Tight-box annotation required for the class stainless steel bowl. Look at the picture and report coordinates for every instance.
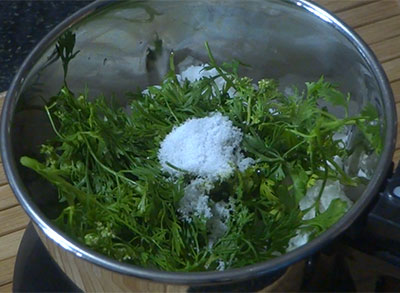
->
[1,0,396,291]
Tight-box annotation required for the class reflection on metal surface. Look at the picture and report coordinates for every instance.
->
[35,222,305,292]
[1,0,396,291]
[302,4,332,24]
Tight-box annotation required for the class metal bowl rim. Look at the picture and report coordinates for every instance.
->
[0,0,397,285]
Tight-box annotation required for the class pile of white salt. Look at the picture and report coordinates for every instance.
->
[155,64,353,264]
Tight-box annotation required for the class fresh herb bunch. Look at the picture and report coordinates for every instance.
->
[21,35,381,271]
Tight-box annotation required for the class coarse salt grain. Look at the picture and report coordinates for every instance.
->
[178,178,213,222]
[155,64,256,250]
[178,180,235,247]
[158,112,249,180]
[207,199,234,248]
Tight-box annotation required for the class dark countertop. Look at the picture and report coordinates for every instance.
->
[0,1,93,92]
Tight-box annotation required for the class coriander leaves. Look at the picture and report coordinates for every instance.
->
[20,39,382,271]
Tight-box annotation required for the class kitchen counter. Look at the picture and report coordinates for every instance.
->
[0,1,92,92]
[1,0,400,291]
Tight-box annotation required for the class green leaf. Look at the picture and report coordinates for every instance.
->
[307,77,345,106]
[18,43,379,272]
[302,199,348,234]
[357,103,383,153]
[275,184,296,210]
[288,163,308,203]
[360,103,379,120]
[259,179,278,202]
[20,156,88,206]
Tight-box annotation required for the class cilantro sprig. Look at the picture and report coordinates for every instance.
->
[20,35,381,271]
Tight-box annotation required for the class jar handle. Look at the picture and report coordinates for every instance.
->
[365,162,400,251]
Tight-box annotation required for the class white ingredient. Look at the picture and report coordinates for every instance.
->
[177,64,236,97]
[177,56,202,73]
[299,180,352,220]
[207,218,228,248]
[287,231,310,252]
[236,156,255,172]
[178,64,218,83]
[207,199,233,248]
[178,179,234,249]
[268,108,279,116]
[333,155,343,169]
[332,129,349,149]
[357,169,368,178]
[326,155,343,170]
[287,128,355,252]
[288,181,353,252]
[156,64,255,248]
[178,178,213,222]
[141,85,161,97]
[158,112,249,180]
[332,131,348,144]
[142,63,236,97]
[216,260,226,271]
[155,64,356,256]
[358,152,378,180]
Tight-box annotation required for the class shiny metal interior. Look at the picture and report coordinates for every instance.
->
[1,0,396,290]
[12,0,389,207]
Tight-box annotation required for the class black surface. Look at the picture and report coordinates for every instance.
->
[13,222,82,293]
[187,269,286,292]
[368,162,400,246]
[0,0,92,92]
